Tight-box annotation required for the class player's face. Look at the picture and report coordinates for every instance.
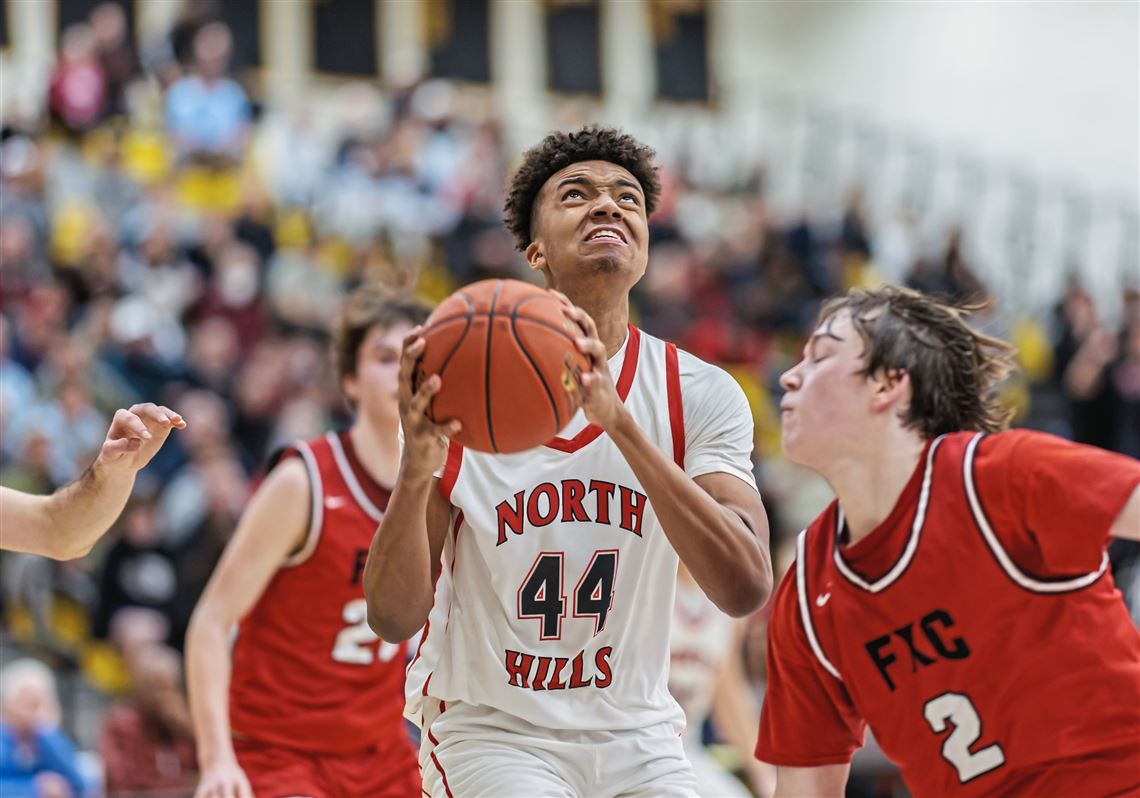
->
[527,160,649,290]
[344,321,413,426]
[779,311,875,468]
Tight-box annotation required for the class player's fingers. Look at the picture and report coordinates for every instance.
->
[109,408,152,440]
[575,335,607,368]
[407,374,441,418]
[156,405,186,428]
[399,336,426,386]
[103,437,141,456]
[433,418,462,438]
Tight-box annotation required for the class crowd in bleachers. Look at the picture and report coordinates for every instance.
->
[2,5,1137,796]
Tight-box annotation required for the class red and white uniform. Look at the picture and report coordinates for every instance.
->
[230,431,418,798]
[408,325,758,797]
[757,430,1140,797]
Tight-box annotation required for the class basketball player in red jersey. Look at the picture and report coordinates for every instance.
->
[365,127,773,797]
[186,285,426,798]
[756,285,1140,797]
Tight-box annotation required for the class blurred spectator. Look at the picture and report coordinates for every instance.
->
[100,644,197,795]
[0,659,87,798]
[90,3,139,118]
[906,227,988,304]
[48,25,108,136]
[165,23,251,160]
[94,497,181,645]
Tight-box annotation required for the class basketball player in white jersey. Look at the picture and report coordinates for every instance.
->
[670,564,776,798]
[365,126,773,797]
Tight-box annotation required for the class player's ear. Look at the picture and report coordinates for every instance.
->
[342,372,360,405]
[870,367,911,413]
[525,240,545,273]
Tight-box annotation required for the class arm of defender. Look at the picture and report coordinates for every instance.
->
[772,764,850,798]
[186,457,309,798]
[1111,485,1140,541]
[710,619,776,798]
[1,405,185,560]
[364,476,452,642]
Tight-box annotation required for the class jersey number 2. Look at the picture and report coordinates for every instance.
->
[518,551,618,640]
[923,692,1006,783]
[331,598,400,665]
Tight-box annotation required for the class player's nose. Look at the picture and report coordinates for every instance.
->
[779,364,801,392]
[590,193,622,219]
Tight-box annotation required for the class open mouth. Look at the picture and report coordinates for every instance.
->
[585,227,627,244]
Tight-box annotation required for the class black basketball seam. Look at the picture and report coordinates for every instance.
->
[425,293,475,422]
[509,310,563,433]
[484,280,505,453]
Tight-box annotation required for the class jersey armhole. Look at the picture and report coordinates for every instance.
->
[282,440,324,568]
[963,432,1107,593]
[665,342,685,469]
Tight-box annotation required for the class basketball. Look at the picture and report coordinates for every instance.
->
[415,279,592,454]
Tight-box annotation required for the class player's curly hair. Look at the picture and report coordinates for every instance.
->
[503,126,662,251]
[332,283,430,380]
[819,285,1017,438]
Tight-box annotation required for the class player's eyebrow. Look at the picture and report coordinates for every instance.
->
[556,177,593,191]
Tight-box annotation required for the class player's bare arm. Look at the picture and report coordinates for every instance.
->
[1111,484,1139,541]
[560,299,773,616]
[773,764,849,798]
[186,457,310,798]
[364,326,461,643]
[0,403,186,560]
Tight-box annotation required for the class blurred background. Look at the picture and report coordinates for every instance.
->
[0,0,1136,795]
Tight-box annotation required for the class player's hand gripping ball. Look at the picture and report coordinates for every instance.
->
[414,279,593,453]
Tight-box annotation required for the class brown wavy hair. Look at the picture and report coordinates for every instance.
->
[820,285,1017,437]
[503,126,661,251]
[332,283,430,380]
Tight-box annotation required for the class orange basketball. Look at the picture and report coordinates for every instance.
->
[416,279,592,453]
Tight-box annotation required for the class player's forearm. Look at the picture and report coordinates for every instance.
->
[43,462,136,559]
[364,467,436,642]
[185,610,238,767]
[607,411,769,616]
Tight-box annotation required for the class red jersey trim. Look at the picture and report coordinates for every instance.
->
[665,342,685,469]
[795,529,842,681]
[832,436,945,593]
[327,432,383,522]
[439,441,463,503]
[963,432,1109,593]
[282,440,324,568]
[544,324,641,453]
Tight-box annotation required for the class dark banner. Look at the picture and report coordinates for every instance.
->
[313,0,378,76]
[546,0,601,94]
[652,0,709,102]
[426,0,490,82]
[0,0,8,49]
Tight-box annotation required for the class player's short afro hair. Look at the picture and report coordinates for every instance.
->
[503,126,661,251]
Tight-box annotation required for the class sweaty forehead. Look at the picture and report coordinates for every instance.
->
[541,160,641,196]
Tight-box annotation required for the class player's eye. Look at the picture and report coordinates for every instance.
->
[563,189,584,200]
[619,193,638,204]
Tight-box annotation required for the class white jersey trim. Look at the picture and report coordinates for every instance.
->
[282,440,324,568]
[963,432,1108,593]
[327,431,383,522]
[795,529,842,681]
[833,435,945,593]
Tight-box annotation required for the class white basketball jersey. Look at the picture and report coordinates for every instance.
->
[669,578,736,748]
[406,325,758,733]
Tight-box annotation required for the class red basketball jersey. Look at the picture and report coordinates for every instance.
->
[757,430,1140,796]
[229,431,413,759]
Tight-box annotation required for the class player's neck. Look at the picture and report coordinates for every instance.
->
[828,430,926,547]
[559,284,630,358]
[348,417,401,487]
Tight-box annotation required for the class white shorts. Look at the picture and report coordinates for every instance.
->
[420,700,697,798]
